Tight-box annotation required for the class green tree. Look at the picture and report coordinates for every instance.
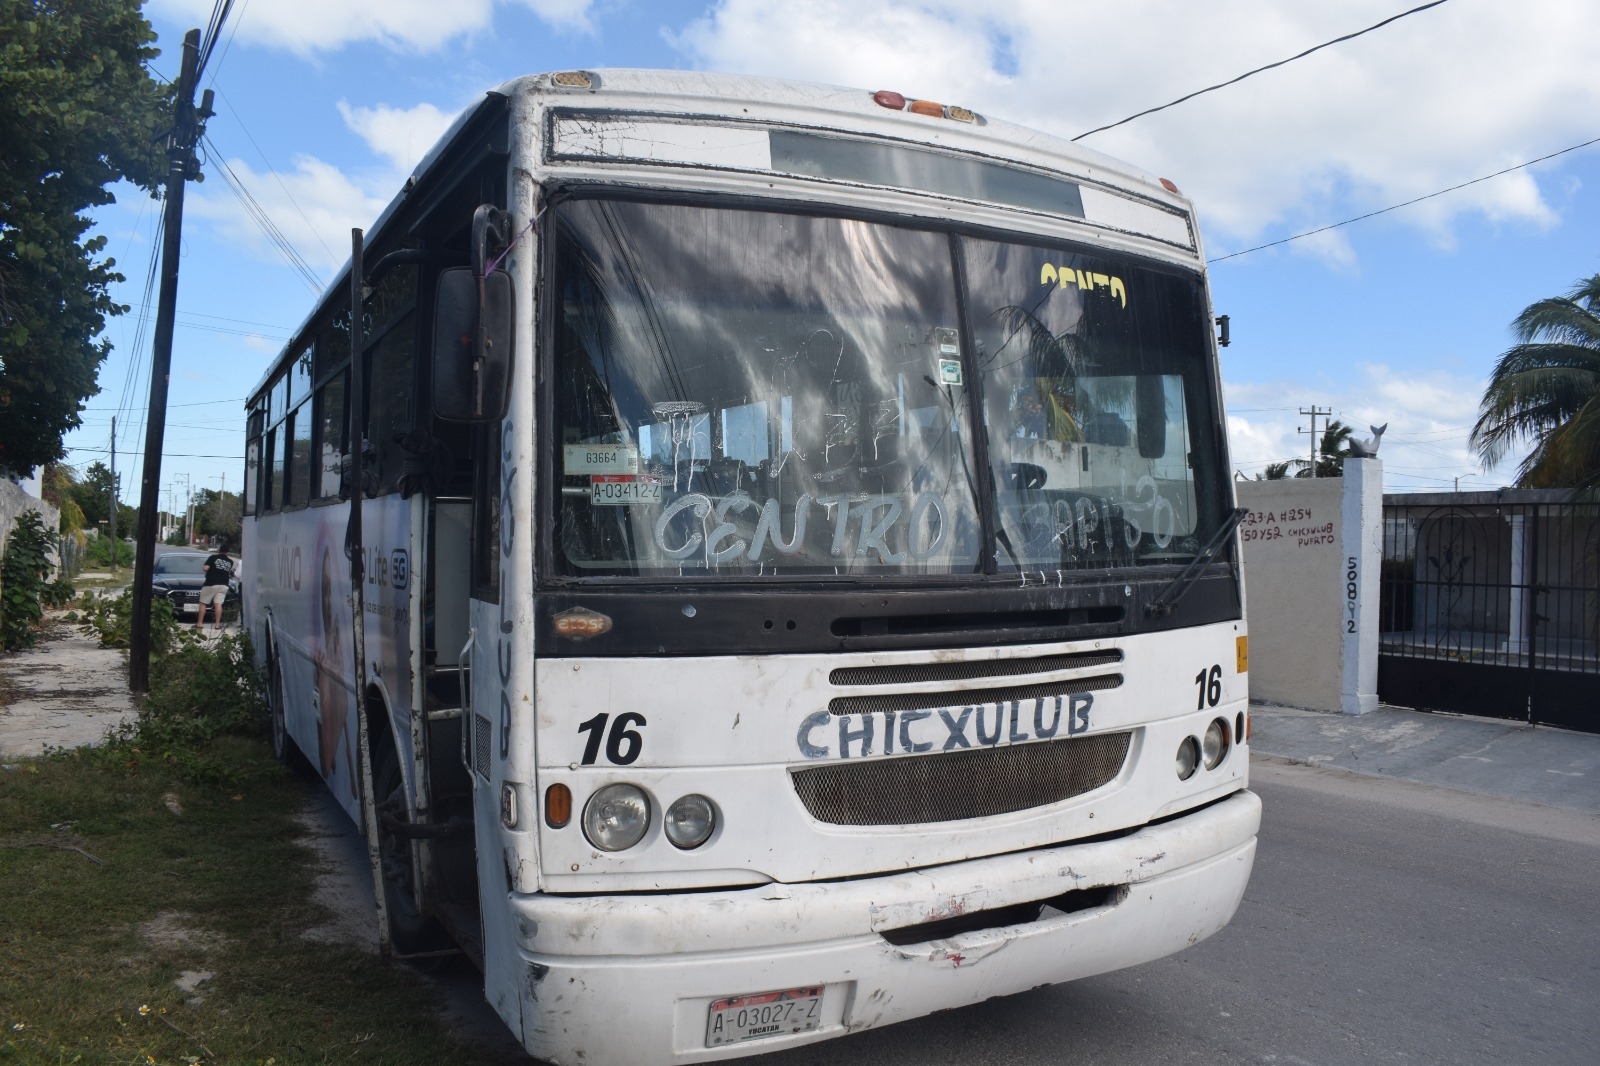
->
[1261,420,1353,479]
[0,1,170,473]
[1471,273,1600,493]
[70,459,116,527]
[194,487,241,542]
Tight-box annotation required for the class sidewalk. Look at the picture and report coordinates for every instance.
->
[1250,701,1600,815]
[0,623,135,759]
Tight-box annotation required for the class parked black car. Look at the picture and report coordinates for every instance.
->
[150,552,240,620]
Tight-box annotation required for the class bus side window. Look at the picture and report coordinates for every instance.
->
[316,370,347,499]
[263,427,279,512]
[365,311,415,495]
[472,423,501,601]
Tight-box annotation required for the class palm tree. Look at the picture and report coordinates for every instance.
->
[1261,419,1353,479]
[1471,273,1600,493]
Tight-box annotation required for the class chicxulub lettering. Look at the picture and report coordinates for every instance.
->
[796,693,1094,760]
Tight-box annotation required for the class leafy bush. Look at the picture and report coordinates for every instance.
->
[40,575,76,608]
[77,587,190,655]
[1,510,57,650]
[83,533,133,569]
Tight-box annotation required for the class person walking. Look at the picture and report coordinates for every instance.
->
[198,541,236,634]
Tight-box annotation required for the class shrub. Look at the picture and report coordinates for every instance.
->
[84,533,133,569]
[1,510,57,651]
[78,587,189,655]
[40,575,76,608]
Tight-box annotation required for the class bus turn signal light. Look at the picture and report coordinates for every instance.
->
[553,607,613,640]
[872,90,906,110]
[545,783,572,828]
[908,99,944,117]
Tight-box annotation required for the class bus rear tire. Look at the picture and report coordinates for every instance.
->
[374,739,451,956]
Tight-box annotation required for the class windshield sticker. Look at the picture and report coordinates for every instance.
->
[796,693,1094,760]
[1040,263,1127,309]
[938,359,963,385]
[935,326,960,356]
[651,490,949,566]
[564,443,639,475]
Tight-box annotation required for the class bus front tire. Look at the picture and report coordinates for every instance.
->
[373,740,450,956]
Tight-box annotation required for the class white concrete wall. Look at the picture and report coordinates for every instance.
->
[1236,461,1383,714]
[1237,477,1344,711]
[0,479,61,563]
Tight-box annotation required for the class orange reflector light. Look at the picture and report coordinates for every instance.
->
[1159,177,1181,194]
[872,89,907,110]
[908,99,944,117]
[552,70,594,89]
[1236,635,1249,673]
[553,606,613,640]
[545,783,572,828]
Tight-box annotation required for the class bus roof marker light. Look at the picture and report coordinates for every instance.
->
[872,90,906,110]
[945,105,978,123]
[554,606,612,640]
[552,71,595,90]
[908,99,944,117]
[1159,178,1181,194]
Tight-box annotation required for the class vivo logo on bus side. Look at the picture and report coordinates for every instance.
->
[276,545,303,591]
[796,694,1093,760]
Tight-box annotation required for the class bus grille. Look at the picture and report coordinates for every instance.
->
[790,731,1131,826]
[828,674,1121,717]
[829,650,1122,687]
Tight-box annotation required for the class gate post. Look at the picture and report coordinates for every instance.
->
[1340,457,1383,715]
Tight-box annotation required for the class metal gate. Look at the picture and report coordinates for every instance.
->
[1378,493,1600,733]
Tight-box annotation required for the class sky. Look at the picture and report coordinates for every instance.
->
[65,0,1600,511]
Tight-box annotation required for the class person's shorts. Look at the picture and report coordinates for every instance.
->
[199,584,228,606]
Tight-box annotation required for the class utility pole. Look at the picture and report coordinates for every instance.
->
[130,27,213,693]
[108,417,117,573]
[1299,405,1332,478]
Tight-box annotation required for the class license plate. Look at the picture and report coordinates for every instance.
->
[705,986,823,1047]
[590,475,661,506]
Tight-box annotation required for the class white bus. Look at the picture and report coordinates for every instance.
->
[244,69,1257,1065]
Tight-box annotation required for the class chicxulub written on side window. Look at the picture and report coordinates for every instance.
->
[551,198,1226,579]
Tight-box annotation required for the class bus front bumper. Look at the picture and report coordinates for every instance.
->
[509,789,1260,1066]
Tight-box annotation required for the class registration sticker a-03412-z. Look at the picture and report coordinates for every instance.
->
[705,985,824,1047]
[590,474,662,506]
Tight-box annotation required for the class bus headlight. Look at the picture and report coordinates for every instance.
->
[1176,736,1200,780]
[664,794,717,849]
[582,784,651,852]
[1203,718,1230,770]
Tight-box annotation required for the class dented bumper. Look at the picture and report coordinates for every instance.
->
[508,788,1260,1065]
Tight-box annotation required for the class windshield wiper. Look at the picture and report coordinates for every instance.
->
[1145,507,1249,618]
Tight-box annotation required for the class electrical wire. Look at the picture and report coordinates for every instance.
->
[203,134,326,292]
[1073,0,1453,141]
[1209,134,1600,264]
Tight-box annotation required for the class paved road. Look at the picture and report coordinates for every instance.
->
[394,756,1600,1065]
[740,758,1600,1066]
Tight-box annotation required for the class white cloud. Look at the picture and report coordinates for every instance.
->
[511,0,595,34]
[153,0,592,55]
[191,152,386,277]
[336,101,458,178]
[1222,364,1520,492]
[669,1,1600,258]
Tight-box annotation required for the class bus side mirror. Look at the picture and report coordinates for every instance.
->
[433,266,513,421]
[1136,375,1167,459]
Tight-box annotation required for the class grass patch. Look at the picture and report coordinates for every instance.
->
[1,634,507,1064]
[0,746,498,1065]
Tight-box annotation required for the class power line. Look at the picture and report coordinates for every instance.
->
[1074,0,1453,141]
[1209,134,1600,264]
[202,134,325,292]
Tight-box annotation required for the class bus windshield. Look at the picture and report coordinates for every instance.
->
[552,198,1221,579]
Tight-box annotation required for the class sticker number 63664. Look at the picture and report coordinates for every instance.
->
[576,712,647,765]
